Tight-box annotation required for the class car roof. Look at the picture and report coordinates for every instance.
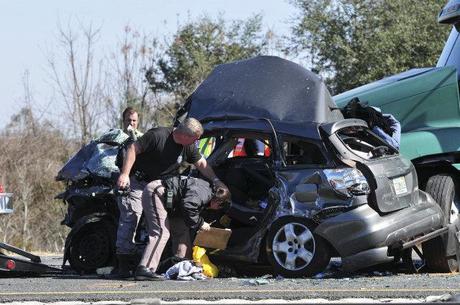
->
[202,119,324,141]
[177,56,343,129]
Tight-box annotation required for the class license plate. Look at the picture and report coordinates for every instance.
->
[392,176,407,195]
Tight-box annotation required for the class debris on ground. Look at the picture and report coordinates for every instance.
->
[425,293,454,303]
[216,264,238,278]
[371,271,393,276]
[96,266,114,276]
[241,274,273,286]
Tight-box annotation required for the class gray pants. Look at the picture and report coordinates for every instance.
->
[116,177,146,255]
[139,180,192,272]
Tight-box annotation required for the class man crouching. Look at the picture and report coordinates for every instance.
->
[135,176,231,280]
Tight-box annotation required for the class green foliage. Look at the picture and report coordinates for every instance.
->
[149,15,269,101]
[289,0,450,94]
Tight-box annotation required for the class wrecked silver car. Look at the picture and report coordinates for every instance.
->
[56,129,130,272]
[177,56,459,277]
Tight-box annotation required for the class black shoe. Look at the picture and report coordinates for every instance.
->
[103,267,132,280]
[110,254,133,279]
[134,265,164,281]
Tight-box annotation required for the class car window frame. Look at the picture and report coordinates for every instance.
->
[329,126,398,162]
[277,134,330,170]
[202,130,275,165]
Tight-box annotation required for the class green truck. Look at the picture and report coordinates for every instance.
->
[334,0,460,272]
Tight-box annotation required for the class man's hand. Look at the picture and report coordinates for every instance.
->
[117,173,130,189]
[200,221,211,231]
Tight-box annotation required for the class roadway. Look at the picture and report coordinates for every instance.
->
[1,256,459,303]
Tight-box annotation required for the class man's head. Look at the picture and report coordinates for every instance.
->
[208,186,231,210]
[122,107,139,131]
[173,118,204,146]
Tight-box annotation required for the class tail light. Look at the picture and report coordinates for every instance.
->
[323,168,370,197]
[6,259,16,270]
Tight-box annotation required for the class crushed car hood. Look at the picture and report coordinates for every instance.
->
[56,129,128,182]
[177,56,343,127]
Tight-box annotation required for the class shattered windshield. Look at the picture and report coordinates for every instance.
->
[56,129,128,182]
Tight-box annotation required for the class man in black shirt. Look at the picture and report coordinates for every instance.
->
[115,118,226,278]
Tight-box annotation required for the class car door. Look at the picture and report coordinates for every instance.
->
[200,130,279,261]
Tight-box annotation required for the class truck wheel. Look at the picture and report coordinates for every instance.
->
[266,217,330,278]
[422,174,459,272]
[69,222,116,273]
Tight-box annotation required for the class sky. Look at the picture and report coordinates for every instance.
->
[0,0,297,129]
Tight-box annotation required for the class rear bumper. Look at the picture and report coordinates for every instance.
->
[315,191,444,270]
[341,226,449,272]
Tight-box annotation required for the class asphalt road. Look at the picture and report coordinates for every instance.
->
[0,256,459,303]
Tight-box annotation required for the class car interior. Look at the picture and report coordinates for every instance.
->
[200,131,330,250]
[337,127,397,159]
[199,133,277,248]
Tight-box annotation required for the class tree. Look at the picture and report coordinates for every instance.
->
[0,107,72,251]
[149,15,270,104]
[289,0,450,94]
[48,22,106,144]
[105,26,162,131]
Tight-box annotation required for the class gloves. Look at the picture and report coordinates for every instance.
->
[200,221,211,231]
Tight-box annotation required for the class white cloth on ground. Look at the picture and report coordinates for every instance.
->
[165,260,206,281]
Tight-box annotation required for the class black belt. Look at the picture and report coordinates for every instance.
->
[132,170,150,183]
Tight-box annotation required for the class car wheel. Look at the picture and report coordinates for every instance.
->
[422,174,459,273]
[266,217,330,277]
[69,222,116,273]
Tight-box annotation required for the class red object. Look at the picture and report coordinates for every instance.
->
[0,184,3,193]
[264,145,271,157]
[6,259,16,270]
[232,139,247,157]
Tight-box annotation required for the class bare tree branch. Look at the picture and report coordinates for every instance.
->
[48,21,105,144]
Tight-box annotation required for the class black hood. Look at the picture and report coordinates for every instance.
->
[176,56,343,126]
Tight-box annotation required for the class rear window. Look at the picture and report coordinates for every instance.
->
[337,127,397,159]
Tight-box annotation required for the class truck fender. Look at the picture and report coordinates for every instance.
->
[412,152,460,188]
[62,213,117,267]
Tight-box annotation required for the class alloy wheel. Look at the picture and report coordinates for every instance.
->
[271,222,315,271]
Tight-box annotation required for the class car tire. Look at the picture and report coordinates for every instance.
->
[69,222,116,273]
[422,174,459,273]
[266,217,330,277]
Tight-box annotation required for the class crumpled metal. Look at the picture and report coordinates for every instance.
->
[57,129,129,182]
